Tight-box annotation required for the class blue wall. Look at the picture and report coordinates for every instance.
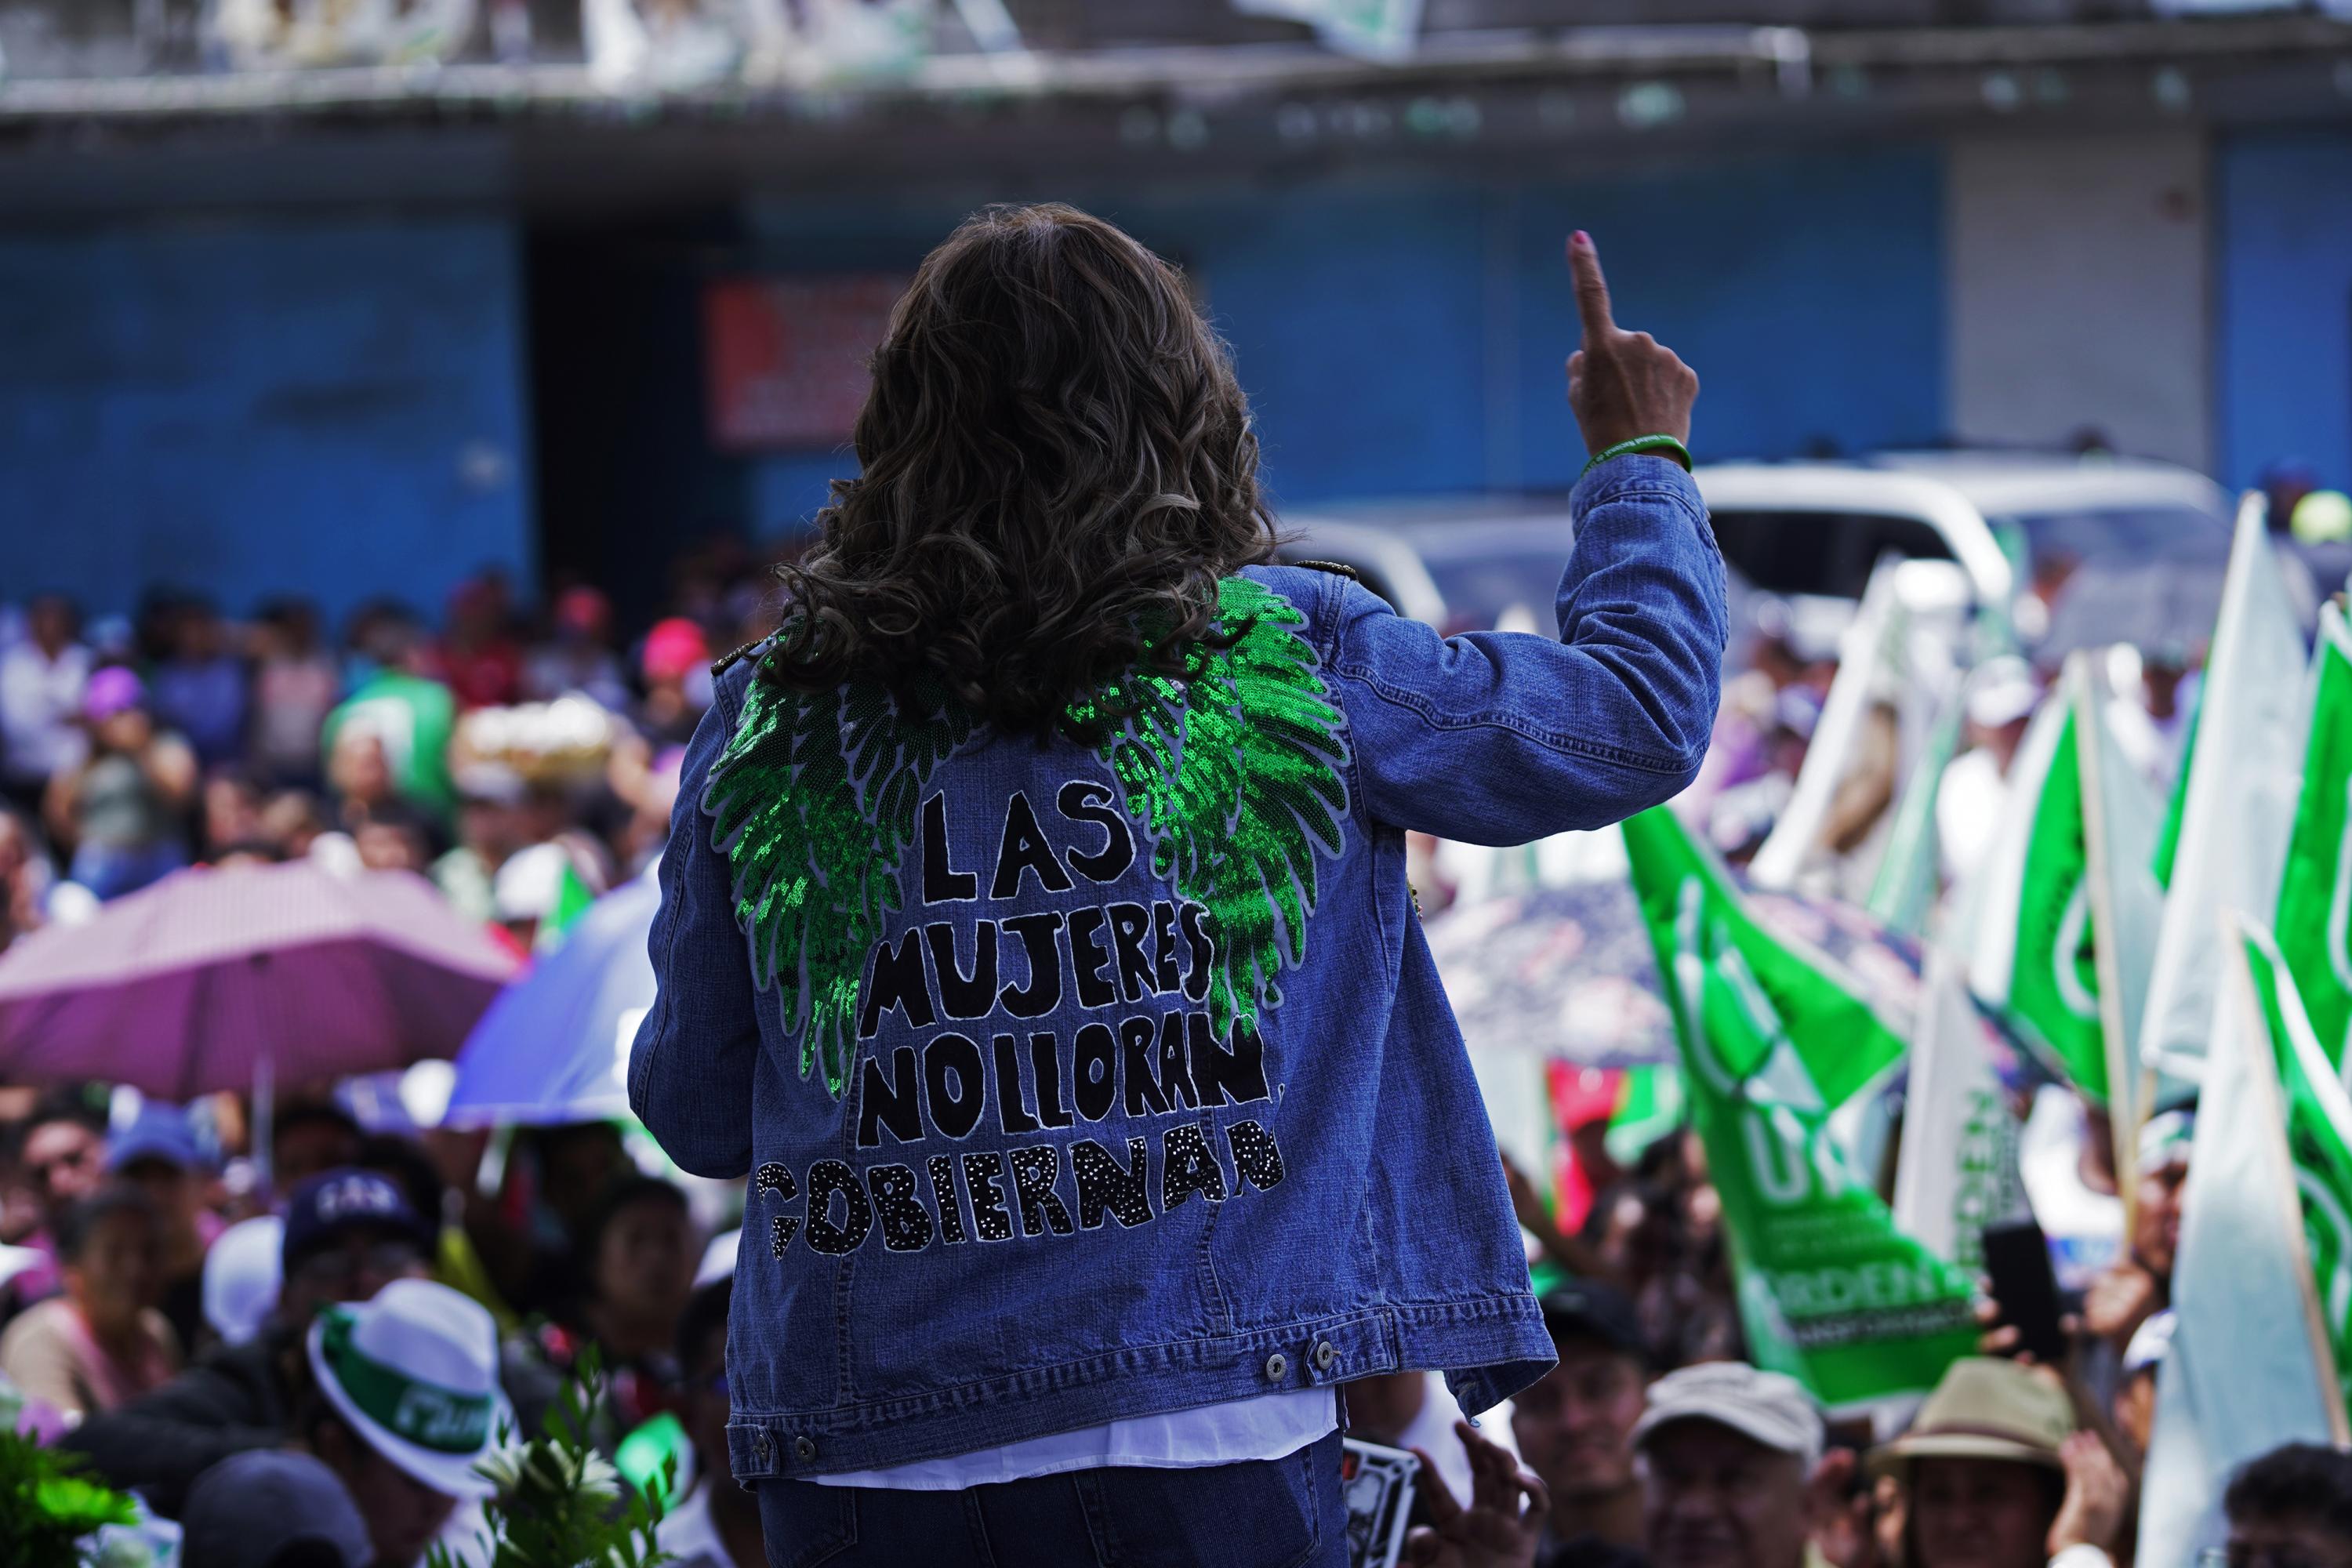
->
[2216,130,2352,491]
[0,218,534,623]
[0,152,1947,619]
[741,145,1947,532]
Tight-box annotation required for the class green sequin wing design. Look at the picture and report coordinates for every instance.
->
[1085,576,1352,1035]
[703,664,973,1097]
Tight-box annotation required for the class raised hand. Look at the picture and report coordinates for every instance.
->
[1401,1421,1551,1568]
[1564,231,1700,457]
[2048,1431,2132,1557]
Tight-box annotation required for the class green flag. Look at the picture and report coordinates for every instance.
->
[1966,685,2106,1099]
[535,862,597,955]
[2275,604,2352,1066]
[1623,807,1976,1412]
[2240,920,2352,1416]
[2138,916,2350,1568]
[1966,657,2161,1113]
[2151,691,2199,890]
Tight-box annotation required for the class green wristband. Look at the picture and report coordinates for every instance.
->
[1581,434,1693,477]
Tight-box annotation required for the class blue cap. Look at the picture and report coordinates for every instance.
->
[106,1105,203,1174]
[281,1167,433,1273]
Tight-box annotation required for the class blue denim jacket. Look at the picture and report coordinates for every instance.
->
[630,455,1726,1481]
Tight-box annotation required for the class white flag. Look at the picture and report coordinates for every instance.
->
[1752,560,1965,900]
[2137,916,2347,1568]
[2139,496,2312,1083]
[2079,652,2166,1130]
[1893,953,2027,1272]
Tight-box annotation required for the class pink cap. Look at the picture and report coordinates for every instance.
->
[83,665,147,721]
[641,618,710,684]
[554,586,610,638]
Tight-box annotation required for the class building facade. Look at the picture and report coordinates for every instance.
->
[0,1,2345,620]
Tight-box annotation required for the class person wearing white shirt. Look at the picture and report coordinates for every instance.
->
[0,597,90,813]
[1936,658,2041,898]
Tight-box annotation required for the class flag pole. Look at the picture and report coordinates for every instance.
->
[2071,655,2140,1234]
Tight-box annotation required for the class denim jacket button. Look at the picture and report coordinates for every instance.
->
[793,1436,817,1461]
[1313,1341,1336,1371]
[753,1432,771,1464]
[1264,1352,1288,1382]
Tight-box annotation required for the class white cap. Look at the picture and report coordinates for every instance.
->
[493,842,573,923]
[202,1215,283,1348]
[1966,657,2041,730]
[1633,1362,1825,1473]
[307,1278,510,1500]
[2136,1109,2196,1176]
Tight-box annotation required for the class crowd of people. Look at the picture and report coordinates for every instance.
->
[1394,1301,2352,1568]
[0,542,2318,1568]
[0,537,794,950]
[0,550,800,1566]
[1377,503,2280,1568]
[0,1089,757,1568]
[3,523,2332,1568]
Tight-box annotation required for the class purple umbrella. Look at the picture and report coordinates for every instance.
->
[0,862,520,1100]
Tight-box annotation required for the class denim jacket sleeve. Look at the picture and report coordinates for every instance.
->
[626,673,761,1179]
[1326,453,1728,845]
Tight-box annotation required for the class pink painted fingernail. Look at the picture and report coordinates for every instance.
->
[1572,230,1590,246]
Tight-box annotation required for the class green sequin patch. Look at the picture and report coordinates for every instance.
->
[704,673,973,1096]
[704,575,1351,1099]
[1076,575,1351,1037]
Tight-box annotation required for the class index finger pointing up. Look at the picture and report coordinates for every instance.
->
[1570,230,1614,343]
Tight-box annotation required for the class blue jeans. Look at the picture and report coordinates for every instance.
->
[756,1428,1346,1568]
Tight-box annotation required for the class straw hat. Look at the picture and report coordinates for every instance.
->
[1868,1357,2074,1478]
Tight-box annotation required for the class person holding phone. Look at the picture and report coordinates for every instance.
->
[630,204,1723,1566]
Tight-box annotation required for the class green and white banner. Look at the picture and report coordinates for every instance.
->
[1624,807,1976,1413]
[1965,658,2161,1115]
[2239,922,2352,1415]
[2274,604,2352,1069]
[2137,916,2348,1568]
[2138,498,2310,1082]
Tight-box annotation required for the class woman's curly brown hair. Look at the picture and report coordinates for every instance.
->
[767,203,1281,740]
